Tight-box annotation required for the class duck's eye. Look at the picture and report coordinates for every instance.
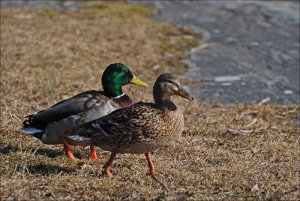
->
[123,69,129,74]
[167,80,177,86]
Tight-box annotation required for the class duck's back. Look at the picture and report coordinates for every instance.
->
[23,90,120,129]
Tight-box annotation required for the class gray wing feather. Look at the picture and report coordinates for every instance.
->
[34,90,119,123]
[34,91,121,144]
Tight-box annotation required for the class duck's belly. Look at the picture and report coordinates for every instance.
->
[100,141,166,154]
[101,143,162,154]
[99,134,179,154]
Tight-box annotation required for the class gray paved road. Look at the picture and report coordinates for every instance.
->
[148,1,299,104]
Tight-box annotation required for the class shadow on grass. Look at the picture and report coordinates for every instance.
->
[26,164,76,176]
[0,144,13,154]
[34,148,83,159]
[0,144,82,159]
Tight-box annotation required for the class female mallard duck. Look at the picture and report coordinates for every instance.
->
[67,73,193,176]
[21,63,147,161]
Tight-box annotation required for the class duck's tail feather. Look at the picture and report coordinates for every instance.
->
[21,115,46,139]
[20,127,44,139]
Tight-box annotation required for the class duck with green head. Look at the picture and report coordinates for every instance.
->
[21,63,147,161]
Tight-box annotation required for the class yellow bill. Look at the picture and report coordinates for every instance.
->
[130,74,148,87]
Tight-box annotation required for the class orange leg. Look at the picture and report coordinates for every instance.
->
[145,152,155,176]
[90,145,98,161]
[60,136,76,161]
[103,152,117,177]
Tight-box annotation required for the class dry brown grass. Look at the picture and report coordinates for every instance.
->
[1,2,299,200]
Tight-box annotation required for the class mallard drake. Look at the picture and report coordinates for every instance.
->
[21,63,147,161]
[67,73,193,176]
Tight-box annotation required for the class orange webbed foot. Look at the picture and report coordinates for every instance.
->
[65,149,76,161]
[90,145,99,161]
[102,167,113,177]
[145,152,155,177]
[61,136,77,161]
[101,152,117,177]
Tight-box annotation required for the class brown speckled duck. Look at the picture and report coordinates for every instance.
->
[21,63,147,161]
[67,73,193,176]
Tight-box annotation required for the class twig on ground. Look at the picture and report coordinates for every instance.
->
[32,145,42,155]
[258,97,271,105]
[281,108,299,115]
[191,43,209,52]
[226,127,266,135]
[240,110,258,116]
[244,118,258,128]
[226,129,253,135]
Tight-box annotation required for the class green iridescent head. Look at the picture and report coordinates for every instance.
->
[101,63,148,98]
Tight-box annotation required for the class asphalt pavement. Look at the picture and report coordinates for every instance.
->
[148,1,299,104]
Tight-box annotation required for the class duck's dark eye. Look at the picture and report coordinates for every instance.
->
[166,79,176,85]
[166,79,180,88]
[123,69,129,74]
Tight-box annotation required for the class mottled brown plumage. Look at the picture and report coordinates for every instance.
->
[67,73,193,176]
